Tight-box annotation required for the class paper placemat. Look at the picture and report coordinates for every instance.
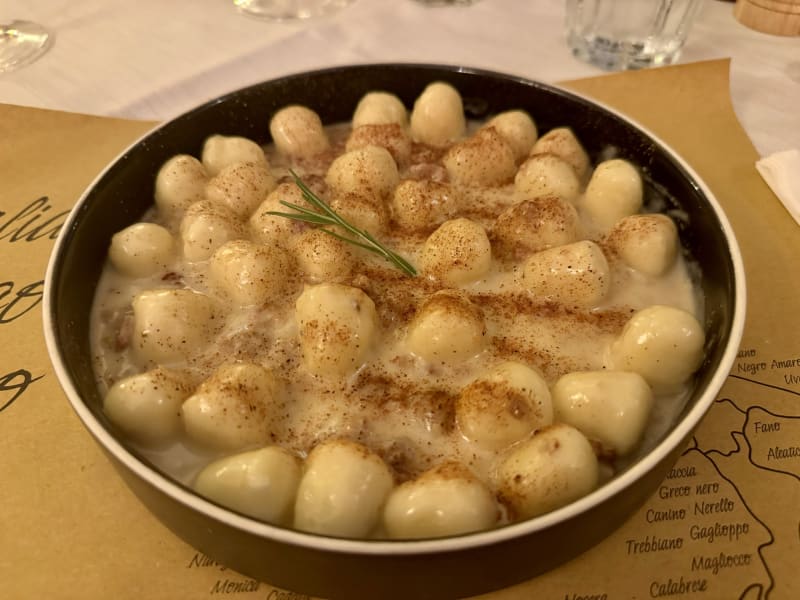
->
[1,59,798,600]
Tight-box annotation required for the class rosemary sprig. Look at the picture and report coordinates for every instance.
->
[267,170,418,277]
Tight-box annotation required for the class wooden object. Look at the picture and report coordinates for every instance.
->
[734,0,800,35]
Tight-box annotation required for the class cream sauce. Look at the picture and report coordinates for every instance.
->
[90,121,702,516]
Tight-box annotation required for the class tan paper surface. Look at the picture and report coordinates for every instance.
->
[1,59,798,600]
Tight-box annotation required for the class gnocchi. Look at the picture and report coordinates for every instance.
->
[154,154,208,219]
[352,91,408,128]
[383,463,498,539]
[346,123,412,168]
[209,239,291,306]
[131,289,219,364]
[104,367,193,444]
[456,362,553,450]
[497,424,599,519]
[202,134,268,176]
[443,126,517,186]
[92,84,706,541]
[391,179,459,232]
[410,81,466,146]
[491,195,581,260]
[609,305,705,393]
[483,110,538,163]
[182,363,282,451]
[294,440,394,537]
[419,218,492,285]
[606,214,679,276]
[515,153,581,203]
[530,127,591,182]
[295,283,378,377]
[291,228,355,282]
[519,240,610,307]
[179,200,245,262]
[269,105,330,158]
[406,290,485,363]
[582,159,643,230]
[329,190,389,235]
[109,223,174,277]
[552,371,653,456]
[249,182,310,245]
[325,145,399,200]
[194,446,301,524]
[205,161,276,219]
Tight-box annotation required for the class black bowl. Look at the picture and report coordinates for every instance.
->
[44,64,745,600]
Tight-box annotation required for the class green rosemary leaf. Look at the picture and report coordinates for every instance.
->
[264,210,330,226]
[267,170,418,277]
[315,228,383,253]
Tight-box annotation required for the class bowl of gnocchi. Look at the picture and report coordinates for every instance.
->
[44,64,745,600]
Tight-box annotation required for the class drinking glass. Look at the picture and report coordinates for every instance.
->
[0,20,53,73]
[234,0,356,21]
[565,0,703,71]
[413,1,482,4]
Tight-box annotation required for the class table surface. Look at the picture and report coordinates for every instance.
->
[2,0,798,158]
[3,6,800,599]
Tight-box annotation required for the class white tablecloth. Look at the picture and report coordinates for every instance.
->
[2,0,798,157]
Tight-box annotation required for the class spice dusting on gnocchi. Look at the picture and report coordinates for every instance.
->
[91,81,705,540]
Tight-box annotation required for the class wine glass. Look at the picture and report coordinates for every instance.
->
[234,0,356,21]
[0,20,53,73]
[412,0,482,5]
